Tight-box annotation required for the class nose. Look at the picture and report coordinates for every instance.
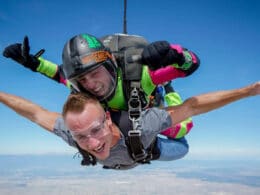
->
[86,137,100,150]
[84,80,96,90]
[79,76,96,90]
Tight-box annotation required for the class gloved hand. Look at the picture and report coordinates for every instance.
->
[141,41,184,70]
[3,36,45,71]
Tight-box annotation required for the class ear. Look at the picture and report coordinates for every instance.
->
[105,111,113,126]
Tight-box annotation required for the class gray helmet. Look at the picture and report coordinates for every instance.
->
[62,33,117,100]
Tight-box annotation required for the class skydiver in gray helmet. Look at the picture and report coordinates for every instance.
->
[62,34,118,101]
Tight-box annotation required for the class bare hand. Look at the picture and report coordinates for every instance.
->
[248,81,260,96]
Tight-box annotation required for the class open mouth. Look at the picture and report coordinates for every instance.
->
[92,85,104,96]
[93,143,105,153]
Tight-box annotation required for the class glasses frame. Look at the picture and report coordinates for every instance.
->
[71,113,107,143]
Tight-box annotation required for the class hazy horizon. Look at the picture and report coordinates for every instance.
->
[1,155,260,195]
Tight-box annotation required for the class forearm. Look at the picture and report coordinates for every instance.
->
[167,82,260,126]
[149,66,186,85]
[37,58,71,88]
[188,84,257,116]
[142,41,200,78]
[0,92,59,131]
[148,46,200,85]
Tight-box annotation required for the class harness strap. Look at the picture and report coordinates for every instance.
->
[127,130,148,162]
[75,142,97,166]
[127,84,151,163]
[111,110,160,164]
[75,34,157,167]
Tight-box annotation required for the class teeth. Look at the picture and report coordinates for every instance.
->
[94,86,102,93]
[94,145,104,152]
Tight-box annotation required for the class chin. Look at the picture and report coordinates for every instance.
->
[96,152,110,161]
[93,92,105,99]
[95,148,110,160]
[99,91,108,97]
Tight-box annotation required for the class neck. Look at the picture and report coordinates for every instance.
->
[111,123,121,147]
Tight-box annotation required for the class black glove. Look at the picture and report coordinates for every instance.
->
[3,36,45,72]
[141,41,184,70]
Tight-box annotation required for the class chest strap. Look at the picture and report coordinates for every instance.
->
[127,82,158,163]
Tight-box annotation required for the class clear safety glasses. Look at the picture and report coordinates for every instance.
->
[70,113,107,143]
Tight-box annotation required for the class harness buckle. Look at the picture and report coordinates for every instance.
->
[128,129,141,137]
[128,87,142,120]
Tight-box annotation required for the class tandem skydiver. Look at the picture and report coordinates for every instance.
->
[1,81,259,169]
[3,33,200,139]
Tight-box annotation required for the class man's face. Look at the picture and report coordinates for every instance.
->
[76,66,115,98]
[65,103,113,160]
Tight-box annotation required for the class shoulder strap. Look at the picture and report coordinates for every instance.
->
[109,110,131,137]
[100,34,159,164]
[110,110,160,163]
[100,34,149,108]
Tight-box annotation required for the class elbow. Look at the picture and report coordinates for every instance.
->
[183,96,200,116]
[31,109,56,132]
[29,110,44,127]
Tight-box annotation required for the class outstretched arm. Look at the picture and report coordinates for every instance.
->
[167,82,260,126]
[3,36,71,88]
[0,92,60,131]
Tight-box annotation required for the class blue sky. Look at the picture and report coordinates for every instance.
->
[0,0,259,160]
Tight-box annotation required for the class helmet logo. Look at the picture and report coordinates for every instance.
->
[81,51,112,65]
[82,34,101,48]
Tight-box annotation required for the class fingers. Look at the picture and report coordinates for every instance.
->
[142,41,171,67]
[22,36,30,58]
[2,47,10,58]
[3,43,22,59]
[246,82,260,96]
[254,82,260,95]
[34,49,45,58]
[153,41,170,55]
